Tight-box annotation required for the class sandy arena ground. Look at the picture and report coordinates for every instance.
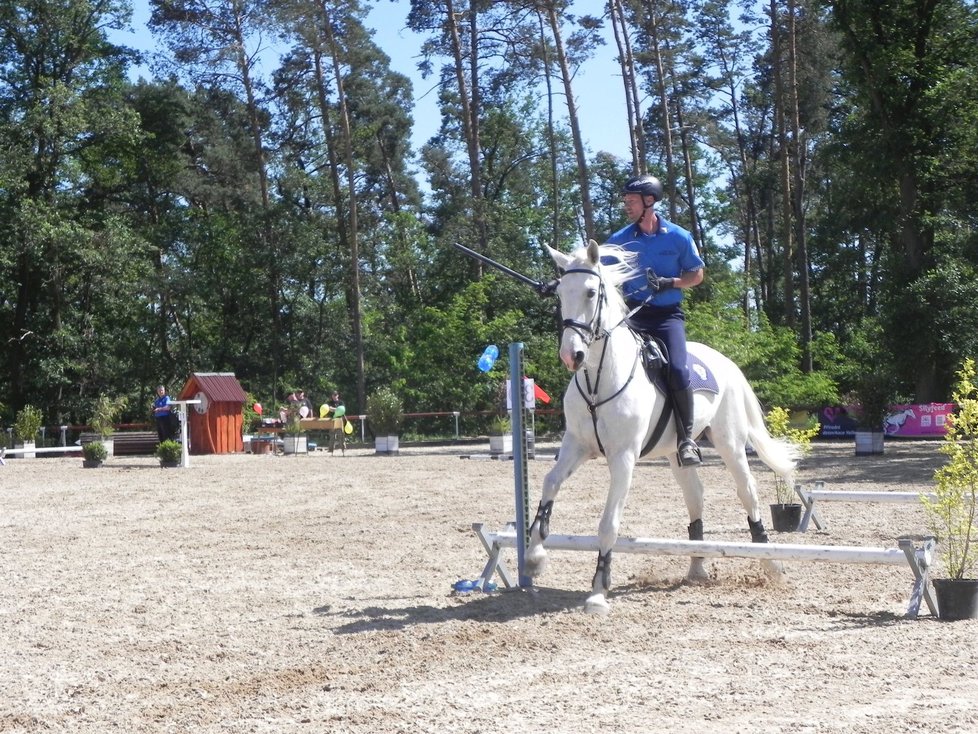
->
[1,439,976,733]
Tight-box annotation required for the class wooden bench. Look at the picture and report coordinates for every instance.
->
[82,431,160,456]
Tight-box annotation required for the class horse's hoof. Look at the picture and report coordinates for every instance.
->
[685,559,710,584]
[762,559,786,582]
[584,594,610,616]
[524,548,548,578]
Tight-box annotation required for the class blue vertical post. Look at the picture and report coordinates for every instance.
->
[509,342,532,587]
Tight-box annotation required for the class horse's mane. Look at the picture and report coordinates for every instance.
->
[565,243,637,313]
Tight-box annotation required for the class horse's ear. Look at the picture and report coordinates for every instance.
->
[545,244,572,271]
[587,239,601,265]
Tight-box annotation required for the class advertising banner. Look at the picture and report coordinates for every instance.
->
[818,403,955,438]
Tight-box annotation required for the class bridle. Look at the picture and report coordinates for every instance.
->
[558,266,645,454]
[558,267,609,346]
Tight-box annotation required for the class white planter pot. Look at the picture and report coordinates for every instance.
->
[282,436,308,454]
[375,435,399,455]
[13,441,36,459]
[854,430,884,456]
[489,434,512,455]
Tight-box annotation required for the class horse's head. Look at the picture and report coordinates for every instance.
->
[546,239,632,372]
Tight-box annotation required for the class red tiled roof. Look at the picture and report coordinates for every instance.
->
[180,373,248,403]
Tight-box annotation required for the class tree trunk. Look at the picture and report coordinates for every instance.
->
[610,0,645,171]
[545,2,594,240]
[444,0,487,265]
[320,3,367,411]
[770,0,794,326]
[643,1,677,219]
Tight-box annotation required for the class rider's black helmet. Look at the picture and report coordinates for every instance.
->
[622,174,663,202]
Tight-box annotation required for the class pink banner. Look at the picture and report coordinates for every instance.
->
[819,403,955,438]
[883,403,954,436]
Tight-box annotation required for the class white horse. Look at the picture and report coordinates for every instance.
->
[526,240,798,615]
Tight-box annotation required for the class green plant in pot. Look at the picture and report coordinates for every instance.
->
[14,405,43,446]
[489,414,511,435]
[851,373,893,456]
[82,440,108,468]
[90,395,127,439]
[367,387,403,455]
[488,413,513,455]
[156,439,182,467]
[921,358,978,620]
[765,406,819,532]
[282,406,308,454]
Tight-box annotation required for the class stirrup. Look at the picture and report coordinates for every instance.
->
[678,438,702,467]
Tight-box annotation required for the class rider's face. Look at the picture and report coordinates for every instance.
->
[622,193,649,222]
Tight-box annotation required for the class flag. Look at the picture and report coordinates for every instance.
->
[533,383,551,404]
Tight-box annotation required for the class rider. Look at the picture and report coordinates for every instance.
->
[605,174,706,467]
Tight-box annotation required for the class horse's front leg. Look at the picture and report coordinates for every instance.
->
[584,450,638,615]
[668,457,711,583]
[525,434,590,579]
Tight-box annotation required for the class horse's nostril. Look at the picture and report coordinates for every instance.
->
[574,351,585,366]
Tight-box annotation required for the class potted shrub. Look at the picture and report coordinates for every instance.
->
[282,408,308,455]
[82,440,108,468]
[851,374,893,456]
[489,414,513,456]
[921,358,978,620]
[765,406,820,532]
[14,405,43,459]
[367,387,403,455]
[90,395,127,457]
[156,439,182,468]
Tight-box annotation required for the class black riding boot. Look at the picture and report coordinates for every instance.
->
[671,386,702,467]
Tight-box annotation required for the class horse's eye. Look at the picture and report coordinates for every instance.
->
[588,288,598,299]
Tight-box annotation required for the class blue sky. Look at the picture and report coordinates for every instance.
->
[112,0,631,160]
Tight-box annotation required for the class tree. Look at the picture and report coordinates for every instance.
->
[825,0,978,400]
[0,0,144,418]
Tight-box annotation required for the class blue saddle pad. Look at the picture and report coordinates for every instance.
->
[688,354,719,395]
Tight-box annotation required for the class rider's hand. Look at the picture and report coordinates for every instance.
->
[646,268,675,294]
[537,279,559,297]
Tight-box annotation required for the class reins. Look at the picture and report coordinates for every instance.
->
[559,267,656,455]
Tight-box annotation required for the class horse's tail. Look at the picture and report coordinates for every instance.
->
[740,377,799,485]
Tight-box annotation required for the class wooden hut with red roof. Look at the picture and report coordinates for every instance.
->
[178,373,248,454]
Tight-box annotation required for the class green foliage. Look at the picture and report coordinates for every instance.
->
[922,358,978,580]
[156,439,182,464]
[242,395,262,433]
[686,299,839,410]
[366,387,404,436]
[489,414,512,435]
[82,440,108,463]
[89,395,127,438]
[14,405,43,442]
[765,406,820,504]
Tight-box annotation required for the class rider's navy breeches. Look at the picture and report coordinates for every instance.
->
[626,303,690,391]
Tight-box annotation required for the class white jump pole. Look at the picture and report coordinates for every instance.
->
[797,480,938,532]
[474,524,938,618]
[170,400,200,468]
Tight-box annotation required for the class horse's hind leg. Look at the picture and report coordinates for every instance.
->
[525,434,590,580]
[712,442,784,580]
[668,458,710,582]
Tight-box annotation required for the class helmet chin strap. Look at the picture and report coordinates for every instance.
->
[633,197,656,229]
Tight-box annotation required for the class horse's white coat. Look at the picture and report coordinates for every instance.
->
[527,240,798,614]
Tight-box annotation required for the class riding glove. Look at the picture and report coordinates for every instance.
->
[646,268,675,294]
[537,279,559,297]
